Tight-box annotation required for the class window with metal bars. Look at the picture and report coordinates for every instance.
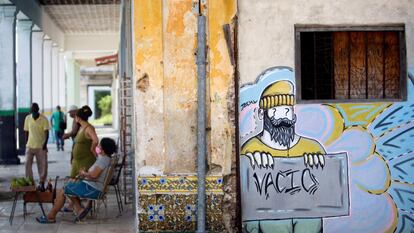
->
[295,25,407,103]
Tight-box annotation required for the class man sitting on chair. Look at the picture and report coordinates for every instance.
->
[36,137,117,224]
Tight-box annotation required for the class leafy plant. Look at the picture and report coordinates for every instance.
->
[98,95,112,116]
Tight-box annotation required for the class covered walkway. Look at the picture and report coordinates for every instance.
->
[0,0,135,232]
[0,0,123,163]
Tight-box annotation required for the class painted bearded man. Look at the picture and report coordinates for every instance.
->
[241,80,326,233]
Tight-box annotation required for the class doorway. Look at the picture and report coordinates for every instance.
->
[88,85,112,126]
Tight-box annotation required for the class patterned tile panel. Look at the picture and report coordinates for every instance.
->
[138,176,224,194]
[138,176,225,232]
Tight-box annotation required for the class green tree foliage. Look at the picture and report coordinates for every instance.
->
[98,95,112,116]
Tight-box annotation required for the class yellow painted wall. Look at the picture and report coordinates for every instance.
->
[163,0,198,173]
[208,0,237,175]
[133,0,237,174]
[134,0,165,170]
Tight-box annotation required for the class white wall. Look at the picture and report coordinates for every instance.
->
[65,34,119,51]
[238,0,414,84]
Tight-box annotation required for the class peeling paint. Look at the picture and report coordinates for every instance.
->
[136,73,149,92]
[166,0,189,36]
[134,0,165,169]
[208,0,237,176]
[163,0,198,173]
[134,0,239,230]
[134,0,236,173]
[207,1,238,232]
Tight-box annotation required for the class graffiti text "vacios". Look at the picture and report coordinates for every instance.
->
[253,168,319,199]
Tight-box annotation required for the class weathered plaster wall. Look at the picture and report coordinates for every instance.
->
[133,0,238,231]
[134,0,165,173]
[207,1,238,232]
[208,0,237,176]
[238,0,414,84]
[163,0,198,173]
[133,0,237,175]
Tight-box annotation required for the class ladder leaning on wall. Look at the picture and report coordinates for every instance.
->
[119,73,134,204]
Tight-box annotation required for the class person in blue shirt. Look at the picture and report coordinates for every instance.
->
[51,106,66,151]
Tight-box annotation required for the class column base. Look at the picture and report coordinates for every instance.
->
[0,114,19,164]
[17,111,29,155]
[0,157,20,165]
[17,148,26,156]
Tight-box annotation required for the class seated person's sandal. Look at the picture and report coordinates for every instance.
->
[74,205,92,222]
[36,216,56,224]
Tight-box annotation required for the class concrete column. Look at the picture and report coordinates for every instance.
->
[58,51,66,109]
[51,45,59,110]
[0,6,19,164]
[65,54,80,108]
[42,39,52,114]
[31,31,44,109]
[16,19,33,154]
[64,53,80,131]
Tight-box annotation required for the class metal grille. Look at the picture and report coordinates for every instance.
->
[119,73,134,204]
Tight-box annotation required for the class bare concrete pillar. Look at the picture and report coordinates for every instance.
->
[0,6,19,164]
[32,30,44,109]
[16,19,33,154]
[51,45,59,110]
[42,38,52,114]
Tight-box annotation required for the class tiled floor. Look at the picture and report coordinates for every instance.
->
[0,128,136,233]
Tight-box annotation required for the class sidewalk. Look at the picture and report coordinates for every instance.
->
[0,129,135,233]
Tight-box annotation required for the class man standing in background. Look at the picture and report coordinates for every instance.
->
[24,103,49,191]
[63,105,80,164]
[51,106,65,151]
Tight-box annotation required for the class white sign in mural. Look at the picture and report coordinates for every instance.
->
[240,153,349,221]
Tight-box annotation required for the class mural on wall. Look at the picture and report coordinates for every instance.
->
[239,67,414,233]
[239,67,349,233]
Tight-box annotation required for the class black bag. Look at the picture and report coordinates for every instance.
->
[59,112,67,130]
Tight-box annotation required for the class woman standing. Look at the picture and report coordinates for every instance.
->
[70,105,98,178]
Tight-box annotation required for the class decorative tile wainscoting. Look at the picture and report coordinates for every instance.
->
[138,176,225,232]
